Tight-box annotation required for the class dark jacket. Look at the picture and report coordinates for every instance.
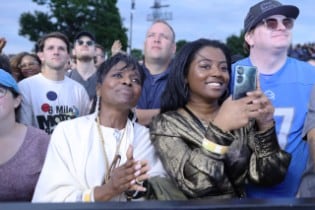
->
[150,109,291,199]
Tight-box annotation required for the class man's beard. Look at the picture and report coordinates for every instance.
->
[77,55,94,62]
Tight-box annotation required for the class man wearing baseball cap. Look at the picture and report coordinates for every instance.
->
[67,31,97,102]
[233,0,315,198]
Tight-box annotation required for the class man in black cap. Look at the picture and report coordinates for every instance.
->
[67,31,97,102]
[233,0,315,198]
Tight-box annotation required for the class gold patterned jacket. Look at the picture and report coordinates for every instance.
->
[149,110,291,199]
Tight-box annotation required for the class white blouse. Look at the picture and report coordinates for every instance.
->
[32,114,166,202]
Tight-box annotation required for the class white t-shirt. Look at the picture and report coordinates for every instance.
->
[18,73,90,134]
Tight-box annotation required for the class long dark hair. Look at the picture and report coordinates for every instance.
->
[160,38,232,113]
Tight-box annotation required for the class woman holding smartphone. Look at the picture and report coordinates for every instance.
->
[149,39,291,199]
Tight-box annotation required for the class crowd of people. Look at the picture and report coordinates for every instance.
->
[289,43,315,65]
[1,0,315,204]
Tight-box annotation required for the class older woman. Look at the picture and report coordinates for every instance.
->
[0,69,49,201]
[32,53,165,202]
[149,39,291,199]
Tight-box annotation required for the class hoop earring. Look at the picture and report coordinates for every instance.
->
[184,84,189,98]
[130,107,137,123]
[95,95,101,116]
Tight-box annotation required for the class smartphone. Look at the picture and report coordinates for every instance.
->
[231,65,257,100]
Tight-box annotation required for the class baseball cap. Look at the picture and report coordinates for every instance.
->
[0,69,20,94]
[244,0,299,33]
[74,31,96,42]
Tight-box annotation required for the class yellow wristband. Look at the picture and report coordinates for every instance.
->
[83,188,94,202]
[202,138,229,155]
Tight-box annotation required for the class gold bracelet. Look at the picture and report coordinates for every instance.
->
[202,138,229,155]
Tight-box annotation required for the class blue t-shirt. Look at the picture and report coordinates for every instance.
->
[137,65,170,109]
[233,57,315,198]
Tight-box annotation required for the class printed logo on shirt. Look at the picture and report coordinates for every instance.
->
[264,90,275,101]
[37,105,79,134]
[35,91,80,134]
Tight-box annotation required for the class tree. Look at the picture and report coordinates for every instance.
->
[19,0,128,54]
[130,48,143,61]
[225,30,248,57]
[176,40,188,54]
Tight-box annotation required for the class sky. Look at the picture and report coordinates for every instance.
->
[1,0,314,55]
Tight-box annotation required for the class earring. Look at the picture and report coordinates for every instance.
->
[130,107,137,123]
[95,95,101,116]
[184,84,189,98]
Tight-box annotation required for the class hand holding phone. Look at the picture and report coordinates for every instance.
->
[231,65,257,100]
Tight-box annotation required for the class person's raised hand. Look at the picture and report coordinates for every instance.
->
[111,40,123,56]
[246,85,274,131]
[0,38,7,53]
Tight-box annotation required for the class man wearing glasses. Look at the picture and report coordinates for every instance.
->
[67,31,97,102]
[232,0,315,198]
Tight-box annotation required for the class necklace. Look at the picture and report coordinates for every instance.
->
[96,116,126,183]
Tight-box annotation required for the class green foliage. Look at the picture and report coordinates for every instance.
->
[19,0,127,54]
[130,49,143,61]
[19,11,55,42]
[176,40,188,54]
[225,30,248,57]
[174,37,247,59]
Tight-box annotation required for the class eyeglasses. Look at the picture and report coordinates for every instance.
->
[0,86,7,98]
[261,18,294,30]
[18,62,39,69]
[76,40,94,46]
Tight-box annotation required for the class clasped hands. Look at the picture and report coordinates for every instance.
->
[94,145,150,201]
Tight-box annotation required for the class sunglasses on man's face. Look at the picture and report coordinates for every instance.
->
[261,18,294,31]
[76,40,94,46]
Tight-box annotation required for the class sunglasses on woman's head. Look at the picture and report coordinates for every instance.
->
[76,40,94,46]
[260,17,294,31]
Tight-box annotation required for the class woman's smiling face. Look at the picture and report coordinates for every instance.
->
[187,46,230,103]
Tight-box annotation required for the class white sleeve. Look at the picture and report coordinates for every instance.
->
[32,123,84,202]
